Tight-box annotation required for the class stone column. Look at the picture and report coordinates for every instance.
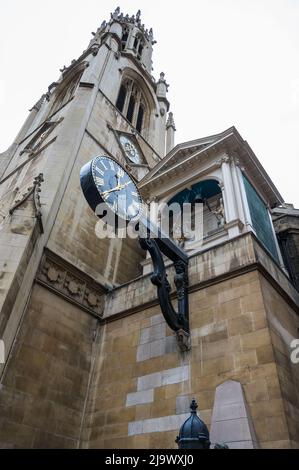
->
[126,26,138,51]
[220,155,240,238]
[230,155,246,226]
[156,72,169,154]
[234,159,254,231]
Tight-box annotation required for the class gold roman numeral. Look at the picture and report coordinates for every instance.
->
[117,169,125,178]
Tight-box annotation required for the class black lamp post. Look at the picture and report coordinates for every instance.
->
[176,399,211,449]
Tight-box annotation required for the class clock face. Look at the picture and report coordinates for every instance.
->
[119,135,141,164]
[91,156,142,221]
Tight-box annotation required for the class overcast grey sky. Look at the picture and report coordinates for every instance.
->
[1,0,298,207]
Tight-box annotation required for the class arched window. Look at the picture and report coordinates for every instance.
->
[115,77,148,134]
[136,103,144,133]
[48,63,86,117]
[116,84,127,113]
[126,94,135,123]
[121,26,129,50]
[137,43,144,60]
[133,34,145,61]
[167,179,225,245]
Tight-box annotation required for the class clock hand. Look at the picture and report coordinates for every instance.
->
[120,181,132,189]
[102,185,122,196]
[102,180,132,197]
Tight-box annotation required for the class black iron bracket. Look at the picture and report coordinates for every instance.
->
[139,218,190,351]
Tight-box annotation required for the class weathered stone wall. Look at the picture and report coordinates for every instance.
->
[260,276,299,448]
[0,284,97,448]
[0,234,298,449]
[83,269,294,449]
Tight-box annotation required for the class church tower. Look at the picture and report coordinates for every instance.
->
[0,8,173,447]
[0,7,171,387]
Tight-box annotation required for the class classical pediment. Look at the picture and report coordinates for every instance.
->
[139,126,284,209]
[139,128,233,185]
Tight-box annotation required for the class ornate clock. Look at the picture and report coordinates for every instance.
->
[80,155,190,344]
[119,135,142,164]
[80,155,142,221]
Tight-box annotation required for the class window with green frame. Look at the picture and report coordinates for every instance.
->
[243,175,278,262]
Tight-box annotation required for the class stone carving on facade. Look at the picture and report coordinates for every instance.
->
[232,155,240,166]
[218,182,225,192]
[176,230,195,248]
[65,274,84,298]
[9,173,44,234]
[111,6,121,19]
[37,250,106,318]
[29,94,48,112]
[220,154,230,164]
[212,197,226,227]
[175,328,191,352]
[166,112,176,131]
[157,72,169,92]
[20,118,63,157]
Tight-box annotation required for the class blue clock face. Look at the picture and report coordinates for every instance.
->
[91,156,142,221]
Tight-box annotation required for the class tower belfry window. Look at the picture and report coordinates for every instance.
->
[115,77,148,134]
[116,84,126,113]
[137,43,144,60]
[133,34,145,61]
[136,103,144,133]
[127,95,135,123]
[121,27,129,50]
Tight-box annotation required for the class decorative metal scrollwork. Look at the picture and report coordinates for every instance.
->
[139,219,190,350]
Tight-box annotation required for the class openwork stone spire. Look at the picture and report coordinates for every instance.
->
[108,7,155,43]
[166,112,176,131]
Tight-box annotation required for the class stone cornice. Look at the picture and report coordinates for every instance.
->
[101,232,299,325]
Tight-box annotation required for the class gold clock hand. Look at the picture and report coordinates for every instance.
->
[102,180,132,197]
[102,185,122,196]
[121,181,132,188]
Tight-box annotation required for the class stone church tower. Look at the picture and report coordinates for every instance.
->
[0,8,299,448]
